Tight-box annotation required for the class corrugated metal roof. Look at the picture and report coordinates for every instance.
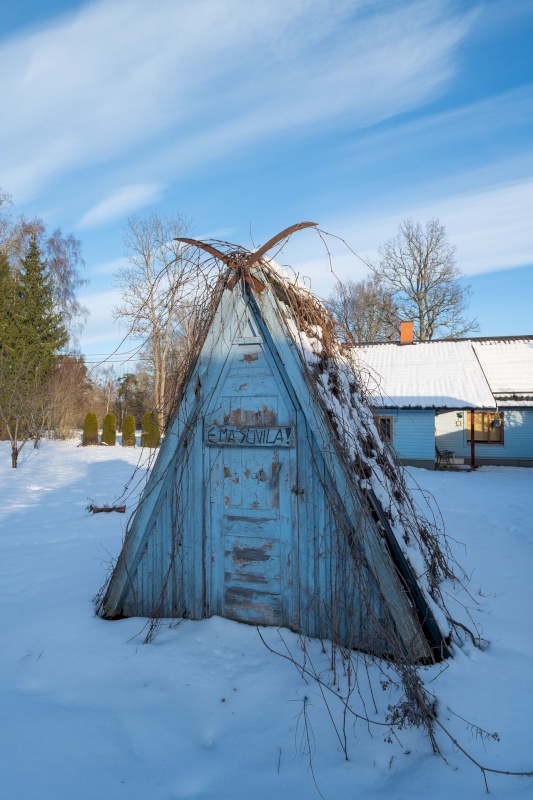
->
[352,336,533,409]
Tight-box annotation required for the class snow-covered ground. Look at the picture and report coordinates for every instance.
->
[1,440,532,800]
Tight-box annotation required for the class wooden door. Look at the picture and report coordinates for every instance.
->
[205,341,297,626]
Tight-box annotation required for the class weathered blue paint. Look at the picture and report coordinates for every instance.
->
[436,409,533,465]
[103,280,436,660]
[205,335,297,626]
[379,409,435,464]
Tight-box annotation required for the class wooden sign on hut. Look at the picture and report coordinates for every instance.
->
[101,224,450,663]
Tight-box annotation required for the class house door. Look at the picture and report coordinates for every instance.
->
[205,345,297,626]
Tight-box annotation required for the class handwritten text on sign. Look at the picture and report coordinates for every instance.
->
[206,425,295,447]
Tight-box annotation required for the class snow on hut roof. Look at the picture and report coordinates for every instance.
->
[352,340,496,409]
[262,256,311,292]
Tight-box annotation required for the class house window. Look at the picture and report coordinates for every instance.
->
[376,416,393,442]
[466,412,504,444]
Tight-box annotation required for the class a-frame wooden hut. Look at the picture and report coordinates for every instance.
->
[102,225,450,663]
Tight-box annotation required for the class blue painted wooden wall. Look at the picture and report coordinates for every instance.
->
[105,282,433,660]
[118,290,386,644]
[379,409,435,463]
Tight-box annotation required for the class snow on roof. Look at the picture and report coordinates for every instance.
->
[472,338,533,395]
[352,336,533,409]
[352,340,496,409]
[262,256,311,292]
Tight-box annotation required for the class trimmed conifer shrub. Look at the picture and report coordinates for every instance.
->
[82,413,99,446]
[121,414,136,447]
[141,411,160,448]
[101,413,117,446]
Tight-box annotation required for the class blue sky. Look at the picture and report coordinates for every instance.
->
[2,0,532,367]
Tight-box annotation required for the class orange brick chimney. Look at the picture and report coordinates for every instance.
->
[400,321,414,344]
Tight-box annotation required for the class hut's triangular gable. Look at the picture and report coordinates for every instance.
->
[103,272,446,662]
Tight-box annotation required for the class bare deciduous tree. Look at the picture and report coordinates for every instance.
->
[0,189,88,344]
[42,228,88,340]
[371,218,478,341]
[42,356,92,439]
[113,213,200,426]
[0,351,44,467]
[0,191,39,268]
[327,275,400,343]
[116,370,152,429]
[84,364,122,427]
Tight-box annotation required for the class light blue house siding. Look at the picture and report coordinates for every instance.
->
[378,408,533,469]
[436,410,533,467]
[380,409,435,469]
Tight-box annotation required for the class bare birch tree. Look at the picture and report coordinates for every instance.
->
[371,219,478,341]
[42,228,88,341]
[113,213,199,426]
[0,190,39,268]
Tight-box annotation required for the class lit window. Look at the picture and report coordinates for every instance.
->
[376,416,393,442]
[466,412,504,444]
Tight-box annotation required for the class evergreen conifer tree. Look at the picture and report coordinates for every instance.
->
[121,414,136,447]
[82,413,99,446]
[101,413,117,446]
[0,251,33,460]
[0,200,85,465]
[0,251,20,358]
[0,253,15,441]
[141,411,160,448]
[18,235,68,382]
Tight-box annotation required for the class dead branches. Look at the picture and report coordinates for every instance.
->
[86,504,126,514]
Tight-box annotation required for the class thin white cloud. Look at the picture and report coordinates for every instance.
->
[78,286,139,357]
[77,184,162,229]
[335,84,533,179]
[88,256,129,277]
[77,177,533,350]
[435,180,533,276]
[0,0,474,200]
[285,178,533,298]
[77,287,117,320]
[195,227,239,242]
[77,288,118,348]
